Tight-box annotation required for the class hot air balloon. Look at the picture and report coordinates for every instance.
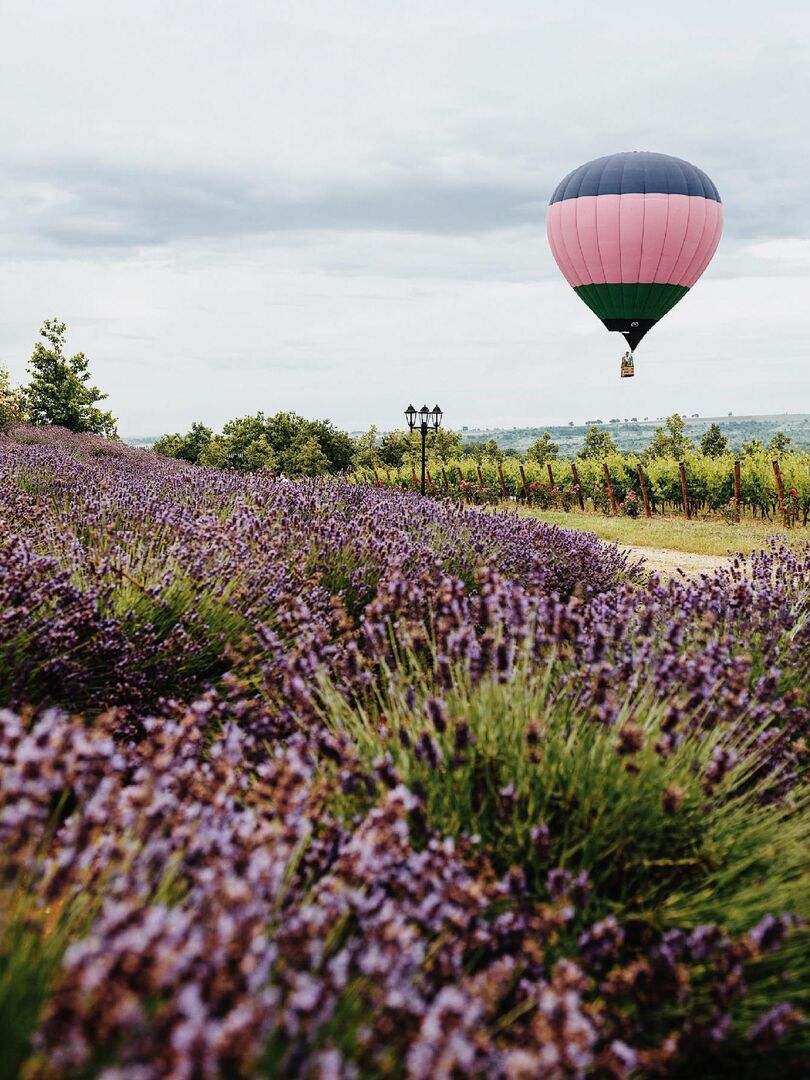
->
[546,151,722,377]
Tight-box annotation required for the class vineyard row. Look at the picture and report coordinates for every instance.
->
[348,451,810,525]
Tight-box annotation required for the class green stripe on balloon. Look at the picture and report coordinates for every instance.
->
[573,283,689,323]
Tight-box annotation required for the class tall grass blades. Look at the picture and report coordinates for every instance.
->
[0,425,807,1077]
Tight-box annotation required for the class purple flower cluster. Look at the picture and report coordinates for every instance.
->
[0,431,644,717]
[1,427,808,1075]
[3,703,804,1078]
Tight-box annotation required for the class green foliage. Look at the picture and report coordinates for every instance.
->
[154,411,353,477]
[769,431,793,454]
[220,414,276,471]
[426,427,463,462]
[351,426,381,471]
[0,366,26,430]
[701,422,729,458]
[196,438,229,468]
[351,441,810,525]
[280,434,330,477]
[153,422,214,464]
[577,425,618,460]
[647,414,692,460]
[23,320,117,437]
[525,431,560,464]
[372,428,463,470]
[462,437,504,462]
[324,669,810,931]
[742,438,765,457]
[377,429,411,468]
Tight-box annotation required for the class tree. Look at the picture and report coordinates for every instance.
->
[197,438,229,468]
[378,430,412,468]
[0,365,26,430]
[23,319,117,436]
[352,426,381,470]
[152,410,354,476]
[221,414,277,471]
[280,434,329,477]
[482,438,504,462]
[742,437,765,457]
[646,414,691,459]
[525,432,559,465]
[154,422,214,463]
[700,423,729,458]
[240,434,278,472]
[578,425,617,460]
[769,431,793,454]
[304,418,355,472]
[426,427,463,462]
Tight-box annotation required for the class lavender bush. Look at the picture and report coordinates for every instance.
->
[0,425,807,1077]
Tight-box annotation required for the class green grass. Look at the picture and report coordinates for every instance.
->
[519,506,805,557]
[320,665,809,933]
[317,663,810,1067]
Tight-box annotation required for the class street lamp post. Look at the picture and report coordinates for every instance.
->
[405,403,443,495]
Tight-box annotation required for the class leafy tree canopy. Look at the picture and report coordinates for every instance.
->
[700,423,729,458]
[769,431,793,454]
[646,414,692,460]
[23,319,117,436]
[280,434,330,477]
[374,428,463,469]
[352,426,380,470]
[377,430,411,468]
[154,411,353,477]
[525,432,560,465]
[741,437,765,457]
[153,422,214,463]
[0,365,27,430]
[463,437,504,463]
[577,425,618,460]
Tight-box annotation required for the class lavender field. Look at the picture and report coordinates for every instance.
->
[1,424,808,1079]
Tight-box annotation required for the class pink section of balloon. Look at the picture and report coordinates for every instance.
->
[546,194,724,288]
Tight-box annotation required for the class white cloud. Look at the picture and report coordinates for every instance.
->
[0,1,808,434]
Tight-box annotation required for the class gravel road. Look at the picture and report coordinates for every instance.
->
[621,545,731,579]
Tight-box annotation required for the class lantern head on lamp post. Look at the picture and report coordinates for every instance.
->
[405,401,443,495]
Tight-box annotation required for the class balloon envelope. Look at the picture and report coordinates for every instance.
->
[547,151,722,350]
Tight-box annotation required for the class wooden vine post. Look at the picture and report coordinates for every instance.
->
[772,459,788,527]
[602,463,618,514]
[497,461,508,499]
[519,464,531,504]
[441,466,449,491]
[546,463,555,488]
[637,464,652,518]
[411,466,418,488]
[570,462,585,510]
[678,461,691,519]
[426,469,433,492]
[733,460,741,523]
[476,464,485,488]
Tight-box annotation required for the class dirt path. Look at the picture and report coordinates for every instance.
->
[620,544,731,579]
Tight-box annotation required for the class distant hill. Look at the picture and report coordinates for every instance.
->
[456,414,810,456]
[125,414,810,456]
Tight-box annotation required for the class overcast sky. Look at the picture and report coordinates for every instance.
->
[1,1,808,435]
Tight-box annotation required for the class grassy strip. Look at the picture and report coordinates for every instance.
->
[518,507,803,557]
[321,666,808,929]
